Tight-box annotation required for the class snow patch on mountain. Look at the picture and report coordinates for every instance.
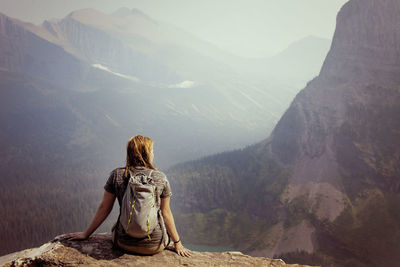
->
[239,91,264,109]
[92,63,139,82]
[104,114,120,127]
[168,80,195,89]
[191,104,200,113]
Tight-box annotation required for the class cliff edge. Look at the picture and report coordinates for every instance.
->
[0,233,317,267]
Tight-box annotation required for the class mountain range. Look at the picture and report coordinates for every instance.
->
[0,8,330,168]
[0,7,329,255]
[167,0,400,266]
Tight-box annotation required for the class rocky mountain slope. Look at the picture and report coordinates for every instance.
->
[0,234,316,267]
[167,0,400,266]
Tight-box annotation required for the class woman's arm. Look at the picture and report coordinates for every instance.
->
[161,196,191,257]
[64,190,116,240]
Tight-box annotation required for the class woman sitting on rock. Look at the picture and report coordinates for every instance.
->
[65,135,191,257]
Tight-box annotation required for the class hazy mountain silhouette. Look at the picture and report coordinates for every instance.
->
[0,7,331,168]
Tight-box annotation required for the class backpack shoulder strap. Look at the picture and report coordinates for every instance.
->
[127,169,135,180]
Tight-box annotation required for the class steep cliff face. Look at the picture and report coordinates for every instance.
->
[0,234,316,267]
[269,0,400,220]
[320,0,400,84]
[168,0,400,266]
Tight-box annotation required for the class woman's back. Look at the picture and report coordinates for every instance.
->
[104,166,172,251]
[105,166,172,207]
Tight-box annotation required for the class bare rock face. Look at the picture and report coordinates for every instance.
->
[270,0,400,222]
[0,234,316,267]
[320,0,400,84]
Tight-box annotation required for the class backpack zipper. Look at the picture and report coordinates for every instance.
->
[126,185,136,232]
[146,185,156,240]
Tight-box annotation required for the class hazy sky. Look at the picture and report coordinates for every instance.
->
[0,0,348,58]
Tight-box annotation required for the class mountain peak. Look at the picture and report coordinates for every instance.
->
[66,8,106,22]
[62,7,157,31]
[0,11,33,30]
[111,7,131,17]
[320,0,400,84]
[111,7,151,20]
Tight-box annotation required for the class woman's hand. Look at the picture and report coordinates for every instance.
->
[63,232,89,241]
[174,241,191,257]
[161,197,190,257]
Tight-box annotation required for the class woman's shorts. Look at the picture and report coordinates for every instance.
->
[112,223,166,255]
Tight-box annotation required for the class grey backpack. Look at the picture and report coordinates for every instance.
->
[120,169,158,239]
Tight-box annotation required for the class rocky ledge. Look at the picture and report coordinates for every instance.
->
[0,233,317,267]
